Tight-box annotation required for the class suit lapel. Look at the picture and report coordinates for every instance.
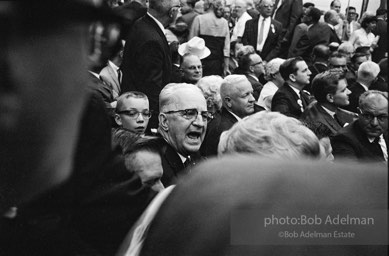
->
[108,65,120,88]
[253,18,259,46]
[317,104,342,133]
[144,14,170,54]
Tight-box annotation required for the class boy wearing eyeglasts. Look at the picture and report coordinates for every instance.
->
[115,91,151,135]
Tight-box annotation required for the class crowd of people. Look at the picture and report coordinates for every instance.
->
[0,0,387,255]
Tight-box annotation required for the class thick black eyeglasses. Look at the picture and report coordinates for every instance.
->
[116,110,152,119]
[359,110,388,123]
[164,108,211,122]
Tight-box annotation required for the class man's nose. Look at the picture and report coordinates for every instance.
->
[137,113,145,122]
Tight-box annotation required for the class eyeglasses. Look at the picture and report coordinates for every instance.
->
[164,108,211,122]
[116,110,152,119]
[348,12,357,15]
[359,110,388,123]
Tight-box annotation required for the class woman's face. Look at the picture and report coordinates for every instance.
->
[367,21,377,31]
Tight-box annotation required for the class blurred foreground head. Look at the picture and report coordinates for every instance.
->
[0,0,119,213]
[218,111,321,160]
[140,156,387,255]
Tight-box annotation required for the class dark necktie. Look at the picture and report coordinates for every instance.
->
[333,113,342,127]
[299,91,307,109]
[117,69,122,84]
[184,156,192,169]
[371,137,385,161]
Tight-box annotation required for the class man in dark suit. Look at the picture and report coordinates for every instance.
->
[332,90,388,163]
[307,44,330,90]
[241,0,283,62]
[235,51,265,101]
[158,83,208,186]
[272,0,303,58]
[201,75,256,157]
[121,0,180,130]
[271,57,312,119]
[302,69,358,137]
[140,155,387,256]
[372,8,387,63]
[290,7,331,64]
[343,61,380,113]
[324,10,342,44]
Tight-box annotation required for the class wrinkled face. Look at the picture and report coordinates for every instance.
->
[358,96,388,138]
[331,1,341,13]
[234,0,246,18]
[249,53,265,78]
[330,79,351,106]
[258,0,274,18]
[181,55,203,84]
[228,81,255,118]
[115,97,150,134]
[126,150,164,192]
[162,89,207,156]
[292,61,311,87]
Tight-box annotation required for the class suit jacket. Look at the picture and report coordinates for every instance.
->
[372,19,387,63]
[89,73,114,109]
[246,74,263,101]
[329,26,342,44]
[290,22,331,63]
[332,120,388,163]
[273,0,303,41]
[302,102,358,136]
[159,138,203,187]
[271,83,312,119]
[99,64,121,99]
[200,107,238,157]
[121,14,172,129]
[288,23,308,58]
[342,81,366,113]
[113,1,147,40]
[247,8,259,19]
[141,156,387,256]
[241,17,283,61]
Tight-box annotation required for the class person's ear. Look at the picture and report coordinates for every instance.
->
[114,114,122,126]
[326,93,334,103]
[224,96,232,108]
[159,113,169,131]
[289,73,296,82]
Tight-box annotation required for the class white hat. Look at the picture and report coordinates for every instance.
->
[178,37,211,59]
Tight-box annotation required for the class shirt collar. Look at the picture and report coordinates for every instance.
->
[368,134,384,143]
[359,82,369,91]
[248,74,259,82]
[147,12,165,35]
[88,70,100,78]
[328,23,335,30]
[321,105,336,117]
[227,109,242,121]
[108,60,119,71]
[288,84,301,97]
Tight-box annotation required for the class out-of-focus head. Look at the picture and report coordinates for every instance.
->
[338,42,354,63]
[328,52,347,70]
[220,75,255,118]
[330,0,341,13]
[149,0,182,26]
[223,5,231,19]
[351,52,368,71]
[264,58,285,84]
[358,90,388,138]
[324,10,339,26]
[218,111,321,159]
[0,0,118,212]
[181,0,197,14]
[312,44,330,62]
[360,13,377,30]
[180,53,203,84]
[280,57,311,88]
[346,6,357,21]
[123,136,165,192]
[234,0,247,18]
[115,91,150,134]
[302,2,315,13]
[306,7,322,23]
[205,0,224,17]
[357,61,380,85]
[312,69,351,107]
[194,0,204,14]
[378,58,388,79]
[196,75,224,115]
[159,83,208,156]
[257,0,274,18]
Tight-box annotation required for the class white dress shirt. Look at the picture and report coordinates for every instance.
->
[256,16,271,52]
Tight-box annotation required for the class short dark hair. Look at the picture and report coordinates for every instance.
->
[307,7,322,23]
[351,52,368,64]
[312,44,330,60]
[123,135,163,156]
[346,6,356,13]
[311,69,346,103]
[376,8,387,16]
[303,2,314,9]
[330,0,339,8]
[279,57,304,82]
[361,14,378,28]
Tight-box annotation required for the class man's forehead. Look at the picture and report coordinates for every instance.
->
[362,96,388,112]
[296,60,308,70]
[183,55,201,66]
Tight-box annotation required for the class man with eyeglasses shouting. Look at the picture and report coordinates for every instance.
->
[158,83,209,186]
[332,90,388,163]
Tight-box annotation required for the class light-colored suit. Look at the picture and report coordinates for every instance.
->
[99,62,121,99]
